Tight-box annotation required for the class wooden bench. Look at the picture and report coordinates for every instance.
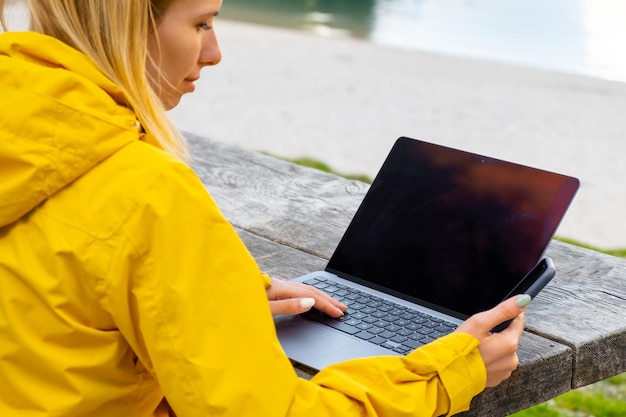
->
[187,133,626,416]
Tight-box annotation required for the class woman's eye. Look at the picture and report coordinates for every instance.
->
[197,22,212,31]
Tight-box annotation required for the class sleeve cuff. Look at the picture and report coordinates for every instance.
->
[427,333,487,415]
[405,332,486,415]
[261,273,272,288]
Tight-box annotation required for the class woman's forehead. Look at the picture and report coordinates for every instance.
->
[161,0,222,14]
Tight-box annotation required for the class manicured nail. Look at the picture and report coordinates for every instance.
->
[516,294,532,308]
[300,298,315,309]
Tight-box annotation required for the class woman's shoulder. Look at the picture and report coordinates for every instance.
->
[42,140,217,239]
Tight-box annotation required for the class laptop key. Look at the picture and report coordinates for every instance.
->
[366,301,383,308]
[378,330,395,339]
[392,345,412,354]
[397,328,414,337]
[380,341,400,351]
[369,336,388,345]
[435,324,455,333]
[372,320,388,328]
[368,326,385,335]
[384,324,402,332]
[325,321,360,335]
[344,318,362,326]
[347,312,367,320]
[401,338,423,350]
[354,331,375,340]
[381,314,397,322]
[390,335,408,344]
[362,316,380,324]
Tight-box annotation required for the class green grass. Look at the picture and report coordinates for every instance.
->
[555,237,626,259]
[278,154,626,417]
[264,153,373,183]
[511,373,626,417]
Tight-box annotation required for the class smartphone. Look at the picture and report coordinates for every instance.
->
[492,257,556,332]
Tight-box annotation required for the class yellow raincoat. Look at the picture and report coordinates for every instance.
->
[0,32,486,416]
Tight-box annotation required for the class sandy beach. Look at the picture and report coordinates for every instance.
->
[169,20,626,250]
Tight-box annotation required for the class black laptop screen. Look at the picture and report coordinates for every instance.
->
[326,137,579,318]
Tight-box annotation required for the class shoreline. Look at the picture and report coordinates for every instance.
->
[170,19,626,249]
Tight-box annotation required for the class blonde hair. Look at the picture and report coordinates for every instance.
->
[0,0,189,161]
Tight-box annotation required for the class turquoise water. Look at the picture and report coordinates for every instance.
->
[221,0,626,84]
[4,0,625,83]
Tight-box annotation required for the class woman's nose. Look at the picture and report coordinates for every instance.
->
[200,31,222,66]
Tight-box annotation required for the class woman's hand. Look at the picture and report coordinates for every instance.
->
[455,294,531,387]
[266,277,347,318]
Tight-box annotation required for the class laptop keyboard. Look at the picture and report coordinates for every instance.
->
[300,276,458,355]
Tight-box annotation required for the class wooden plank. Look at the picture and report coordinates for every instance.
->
[188,133,363,259]
[235,229,327,279]
[537,241,626,388]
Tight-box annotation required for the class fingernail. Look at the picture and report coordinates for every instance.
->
[516,294,532,308]
[300,298,315,309]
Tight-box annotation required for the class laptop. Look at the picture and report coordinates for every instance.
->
[275,137,579,371]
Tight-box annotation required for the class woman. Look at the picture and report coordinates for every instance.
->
[0,0,529,416]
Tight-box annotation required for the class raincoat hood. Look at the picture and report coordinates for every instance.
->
[0,31,142,227]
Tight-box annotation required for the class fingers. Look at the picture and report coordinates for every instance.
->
[481,294,531,331]
[459,295,531,336]
[290,282,347,317]
[266,278,347,317]
[480,319,523,387]
[269,298,316,316]
[311,293,347,318]
[484,351,520,387]
[455,296,529,388]
[502,311,525,336]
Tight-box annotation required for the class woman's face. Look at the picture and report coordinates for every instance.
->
[147,0,223,110]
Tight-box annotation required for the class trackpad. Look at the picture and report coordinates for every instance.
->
[275,315,397,371]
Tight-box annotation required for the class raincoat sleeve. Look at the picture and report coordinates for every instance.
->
[104,153,486,417]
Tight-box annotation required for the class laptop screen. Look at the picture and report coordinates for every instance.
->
[326,137,579,319]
